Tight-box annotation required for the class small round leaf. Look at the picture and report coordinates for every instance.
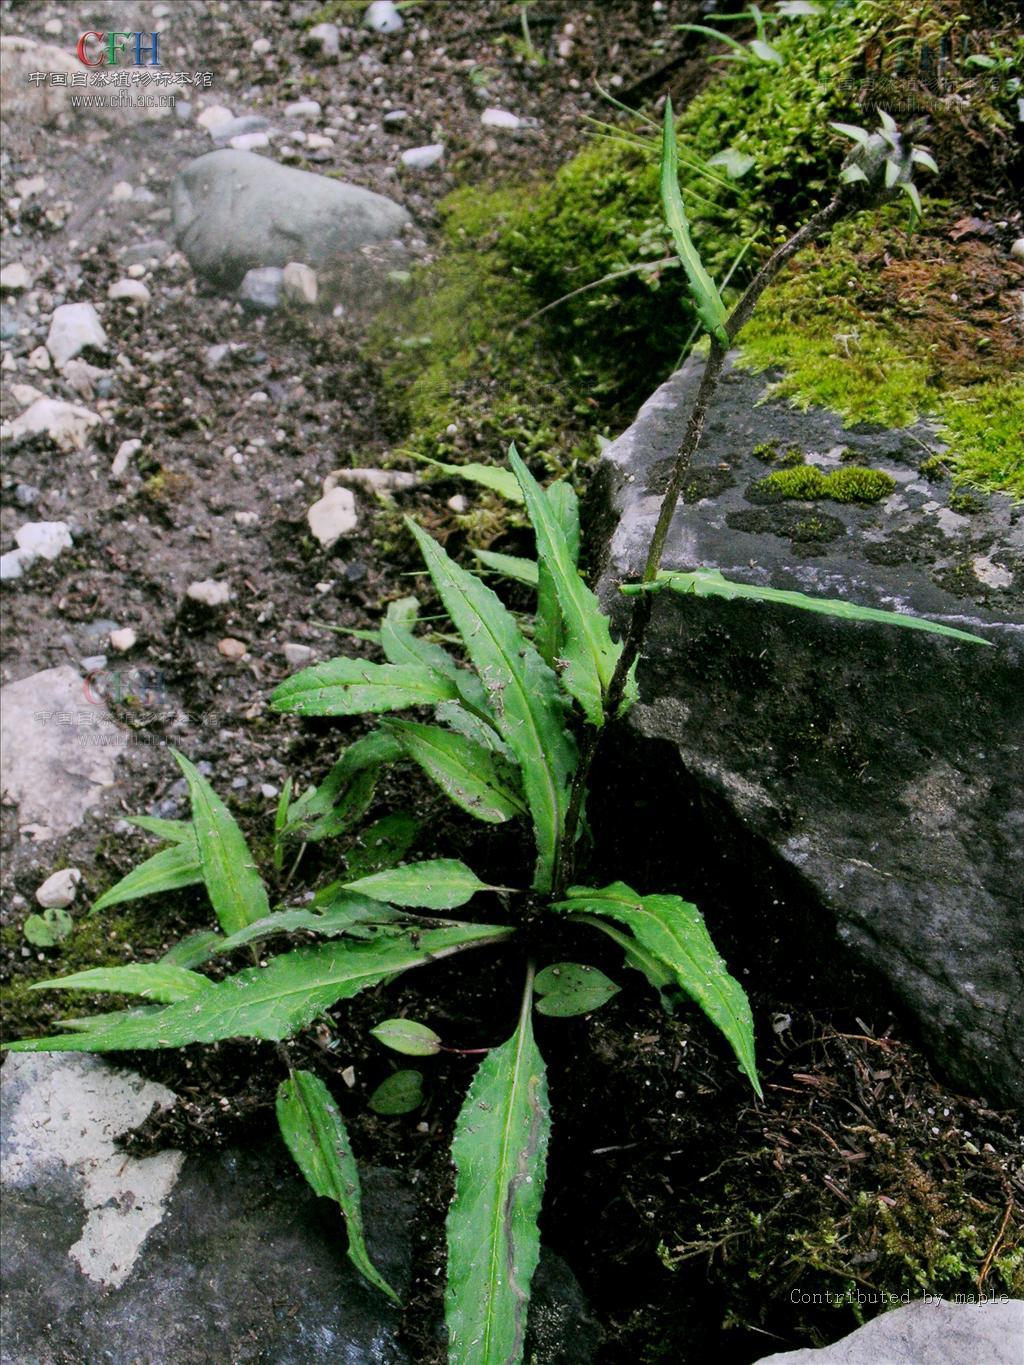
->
[534,962,619,1017]
[370,1017,442,1057]
[24,909,73,948]
[368,1069,424,1115]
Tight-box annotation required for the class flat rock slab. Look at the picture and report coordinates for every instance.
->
[754,1298,1024,1364]
[0,666,123,841]
[171,149,410,291]
[1,1055,599,1363]
[596,354,1024,1108]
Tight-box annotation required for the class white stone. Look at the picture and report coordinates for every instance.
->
[325,466,417,493]
[43,17,62,34]
[365,0,404,33]
[252,37,272,56]
[35,867,81,908]
[108,278,152,305]
[283,642,313,666]
[109,626,137,652]
[1,1054,183,1289]
[753,1298,1024,1365]
[1010,238,1024,263]
[111,438,143,479]
[972,555,1012,590]
[230,131,270,151]
[400,143,444,170]
[447,494,468,514]
[0,262,31,292]
[9,383,43,406]
[46,301,108,369]
[260,783,279,799]
[383,109,407,124]
[234,510,259,527]
[282,261,318,305]
[481,108,522,130]
[10,397,100,451]
[15,520,72,561]
[307,486,358,547]
[284,100,321,120]
[187,579,232,607]
[127,263,148,278]
[196,104,234,133]
[307,22,340,56]
[111,180,134,202]
[0,549,32,581]
[27,345,51,370]
[14,175,46,198]
[0,666,123,839]
[61,358,107,400]
[305,132,333,150]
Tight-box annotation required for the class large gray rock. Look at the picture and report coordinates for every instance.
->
[1,1054,598,1364]
[171,149,410,290]
[753,1298,1024,1364]
[0,666,123,840]
[596,354,1023,1109]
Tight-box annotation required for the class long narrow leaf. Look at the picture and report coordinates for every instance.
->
[625,568,993,645]
[535,480,580,667]
[446,973,550,1365]
[10,922,512,1052]
[173,751,270,936]
[554,882,761,1096]
[510,445,623,725]
[379,596,494,721]
[472,550,540,588]
[271,658,459,717]
[412,455,524,504]
[342,860,501,911]
[211,898,405,956]
[29,963,212,1004]
[90,834,202,914]
[661,97,729,346]
[125,816,193,843]
[406,518,577,892]
[277,1069,399,1302]
[386,719,526,824]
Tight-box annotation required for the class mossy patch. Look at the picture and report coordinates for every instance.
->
[750,464,896,504]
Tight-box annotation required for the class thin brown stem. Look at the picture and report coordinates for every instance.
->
[553,194,848,899]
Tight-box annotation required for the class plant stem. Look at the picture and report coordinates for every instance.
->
[553,194,847,899]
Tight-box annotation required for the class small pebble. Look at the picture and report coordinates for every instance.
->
[0,262,31,293]
[35,868,81,909]
[365,0,403,33]
[187,579,232,607]
[283,642,313,667]
[108,279,151,305]
[282,262,318,305]
[109,627,137,652]
[401,144,444,170]
[218,637,247,660]
[260,783,279,799]
[481,108,522,130]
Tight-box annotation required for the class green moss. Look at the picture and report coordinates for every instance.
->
[939,382,1024,499]
[754,464,896,504]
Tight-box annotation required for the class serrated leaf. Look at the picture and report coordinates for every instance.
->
[535,478,582,670]
[379,597,494,722]
[270,658,458,717]
[306,768,378,843]
[510,446,623,727]
[472,550,539,587]
[24,909,73,947]
[534,962,619,1017]
[160,929,225,969]
[661,98,729,347]
[435,701,514,760]
[412,455,524,503]
[830,121,870,146]
[8,922,511,1053]
[345,812,420,880]
[748,38,783,63]
[209,897,405,957]
[30,963,212,1004]
[342,859,500,910]
[276,1069,399,1302]
[369,1069,424,1114]
[623,568,992,645]
[553,883,760,1096]
[288,730,405,840]
[172,751,270,936]
[371,1018,442,1056]
[90,834,203,914]
[386,719,526,824]
[445,982,549,1365]
[405,518,577,892]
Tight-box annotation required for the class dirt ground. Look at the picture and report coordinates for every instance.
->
[1,3,1021,1362]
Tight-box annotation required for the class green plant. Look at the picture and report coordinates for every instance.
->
[10,106,992,1365]
[676,2,823,69]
